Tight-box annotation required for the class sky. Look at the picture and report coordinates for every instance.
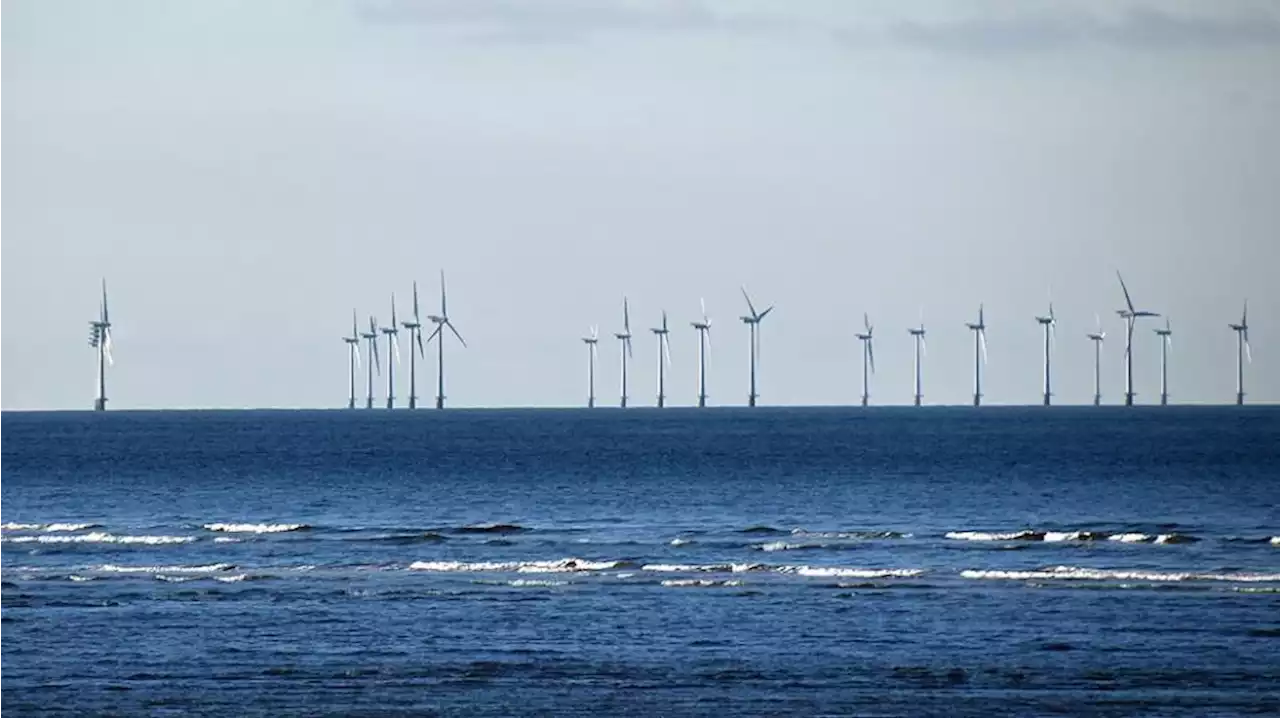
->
[3,0,1278,409]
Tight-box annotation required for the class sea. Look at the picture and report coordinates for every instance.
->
[2,407,1278,717]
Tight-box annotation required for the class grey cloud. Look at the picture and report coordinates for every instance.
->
[885,6,1280,55]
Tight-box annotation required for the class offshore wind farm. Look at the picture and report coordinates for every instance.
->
[80,271,1264,411]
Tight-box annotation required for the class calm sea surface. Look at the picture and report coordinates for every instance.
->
[3,407,1279,716]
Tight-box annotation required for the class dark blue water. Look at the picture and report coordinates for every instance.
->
[3,407,1279,717]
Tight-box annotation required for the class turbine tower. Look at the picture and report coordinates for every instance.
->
[691,299,712,407]
[426,271,467,410]
[1035,301,1056,406]
[908,314,927,407]
[1086,314,1106,406]
[615,298,633,408]
[401,283,427,409]
[381,295,401,410]
[1228,301,1251,405]
[855,313,874,407]
[582,325,599,408]
[87,279,113,411]
[361,316,381,409]
[739,287,774,407]
[343,309,361,409]
[651,312,672,408]
[1155,319,1173,406]
[965,304,988,407]
[1116,271,1160,406]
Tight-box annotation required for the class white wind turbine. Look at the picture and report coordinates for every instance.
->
[965,304,988,407]
[908,310,927,406]
[1086,313,1106,406]
[1155,318,1173,406]
[856,313,875,407]
[1035,299,1056,406]
[381,295,401,409]
[615,298,633,408]
[651,311,672,408]
[343,309,361,409]
[582,325,599,408]
[1228,301,1252,405]
[88,279,114,411]
[691,299,712,407]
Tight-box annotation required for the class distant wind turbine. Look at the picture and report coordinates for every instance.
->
[856,313,875,407]
[1087,313,1106,406]
[908,311,927,407]
[582,325,599,408]
[1155,318,1173,406]
[426,271,467,410]
[87,279,113,411]
[361,316,381,409]
[965,304,988,407]
[615,298,633,408]
[343,309,361,409]
[739,287,774,407]
[1035,300,1056,406]
[1228,300,1252,405]
[1116,271,1160,406]
[381,295,401,409]
[651,311,672,408]
[691,299,712,407]
[401,282,427,409]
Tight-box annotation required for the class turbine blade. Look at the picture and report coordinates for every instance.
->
[417,329,425,358]
[426,324,442,344]
[758,305,774,321]
[103,327,114,366]
[447,320,467,348]
[623,297,630,333]
[1245,337,1252,363]
[626,336,633,359]
[868,339,876,374]
[921,334,927,358]
[1242,299,1248,327]
[663,334,672,366]
[700,297,707,323]
[741,286,757,318]
[354,342,361,369]
[662,310,668,332]
[372,338,381,374]
[352,309,359,339]
[864,312,871,333]
[1117,271,1136,313]
[980,330,988,365]
[390,294,397,327]
[101,279,109,324]
[392,334,401,364]
[440,270,448,318]
[413,281,421,322]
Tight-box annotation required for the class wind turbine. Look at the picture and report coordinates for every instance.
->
[401,282,427,409]
[87,279,113,411]
[908,312,926,407]
[651,311,672,408]
[361,316,381,409]
[1035,300,1056,406]
[965,304,988,407]
[691,299,712,407]
[615,298,633,408]
[582,325,599,408]
[1229,301,1251,405]
[1087,314,1106,406]
[381,295,401,409]
[343,309,361,409]
[1155,318,1173,406]
[855,313,874,407]
[739,287,774,407]
[426,270,467,410]
[1116,271,1160,406]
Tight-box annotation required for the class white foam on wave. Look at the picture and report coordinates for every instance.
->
[99,563,235,574]
[791,567,925,579]
[408,558,624,574]
[757,541,823,552]
[961,566,1280,583]
[641,563,764,573]
[661,579,744,588]
[946,530,1042,541]
[1108,533,1151,543]
[506,579,567,587]
[1270,537,1280,546]
[68,575,96,582]
[215,574,249,583]
[203,523,308,534]
[213,537,242,543]
[3,532,195,545]
[2,522,100,532]
[669,538,695,546]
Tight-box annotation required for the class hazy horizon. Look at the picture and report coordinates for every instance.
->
[4,0,1278,410]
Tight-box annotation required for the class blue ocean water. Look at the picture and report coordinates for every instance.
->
[2,407,1279,717]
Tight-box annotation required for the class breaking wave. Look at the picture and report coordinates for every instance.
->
[788,567,926,579]
[662,579,745,588]
[203,523,310,534]
[2,533,195,545]
[946,529,1198,544]
[98,563,237,574]
[756,542,825,552]
[2,522,102,532]
[791,529,910,540]
[408,558,628,573]
[961,566,1280,583]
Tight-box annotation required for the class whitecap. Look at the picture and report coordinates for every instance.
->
[213,537,242,543]
[3,533,195,545]
[791,567,925,579]
[99,563,235,574]
[960,566,1280,583]
[1270,537,1280,546]
[640,563,764,573]
[44,523,101,532]
[215,574,249,583]
[1,522,42,531]
[506,579,567,587]
[68,575,96,582]
[661,579,744,588]
[946,530,1042,541]
[669,538,695,546]
[407,558,623,574]
[1108,533,1152,543]
[203,523,309,534]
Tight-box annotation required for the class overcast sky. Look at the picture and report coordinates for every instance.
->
[3,0,1278,409]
